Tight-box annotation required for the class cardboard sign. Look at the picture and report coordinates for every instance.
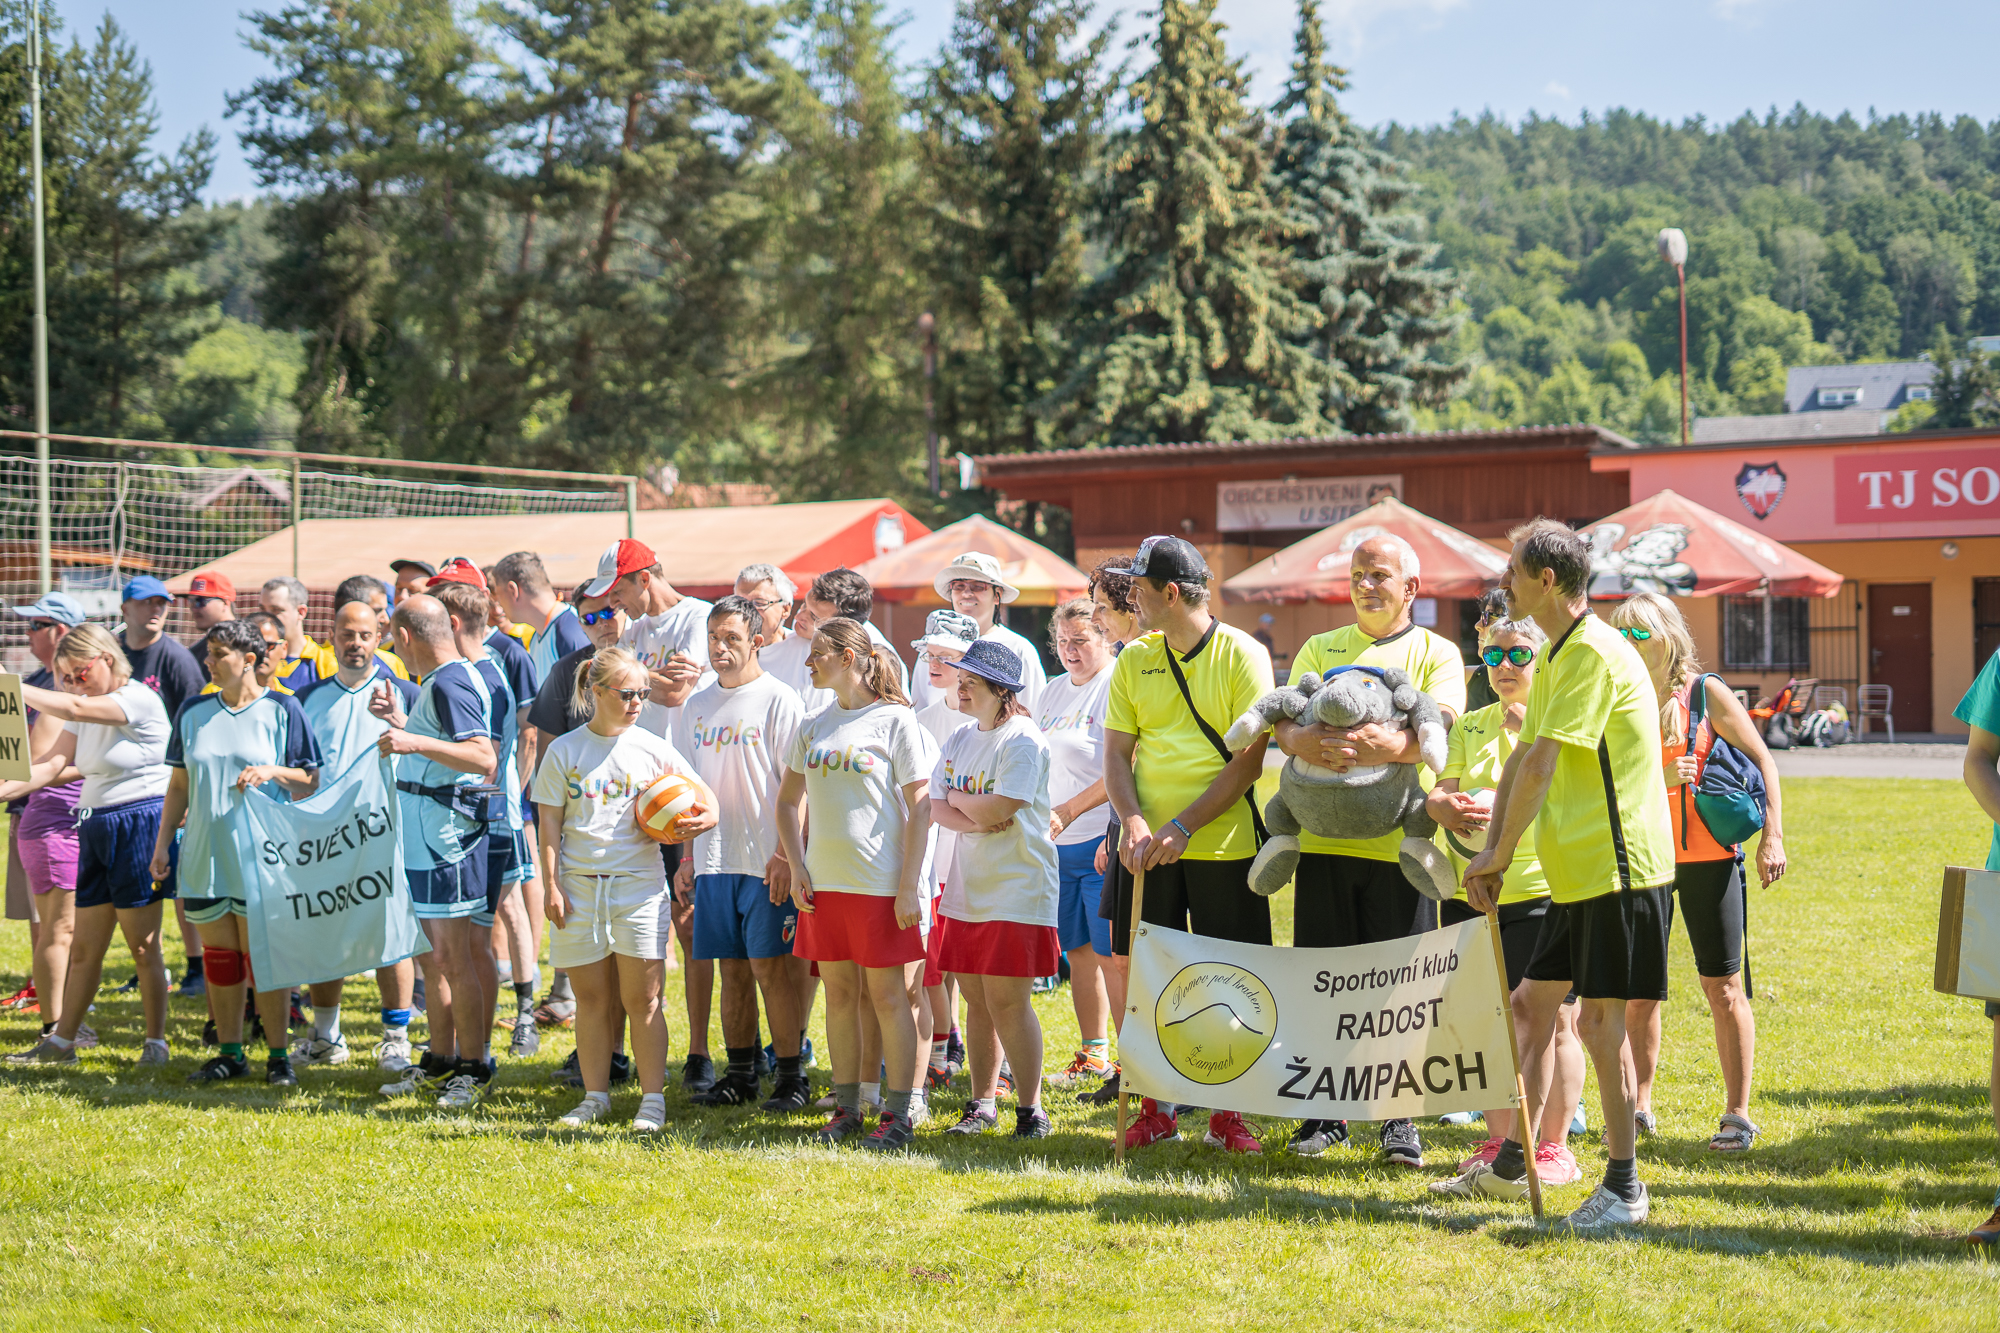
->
[0,673,29,783]
[1937,866,2000,1002]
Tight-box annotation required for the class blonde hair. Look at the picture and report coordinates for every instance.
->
[569,645,647,720]
[1606,591,1700,743]
[815,617,909,707]
[53,623,131,688]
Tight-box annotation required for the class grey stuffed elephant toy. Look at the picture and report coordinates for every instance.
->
[1222,665,1455,901]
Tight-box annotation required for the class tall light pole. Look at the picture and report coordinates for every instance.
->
[29,3,51,589]
[1657,228,1689,445]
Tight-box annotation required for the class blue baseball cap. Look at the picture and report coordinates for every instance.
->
[122,575,174,603]
[11,591,87,626]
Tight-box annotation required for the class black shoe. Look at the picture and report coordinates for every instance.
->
[690,1070,759,1107]
[1014,1105,1053,1139]
[188,1054,248,1083]
[813,1106,868,1145]
[1082,1070,1121,1105]
[945,1030,966,1071]
[860,1113,915,1152]
[681,1052,716,1095]
[557,1050,632,1087]
[610,1052,632,1084]
[201,1018,218,1048]
[266,1056,298,1087]
[113,975,139,994]
[1379,1118,1424,1168]
[761,1075,814,1114]
[1287,1119,1350,1156]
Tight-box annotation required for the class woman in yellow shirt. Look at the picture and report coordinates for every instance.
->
[1427,617,1586,1188]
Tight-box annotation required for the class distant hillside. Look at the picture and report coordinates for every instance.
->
[1378,108,2000,439]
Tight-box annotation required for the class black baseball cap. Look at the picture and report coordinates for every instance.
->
[1109,535,1211,583]
[390,559,437,577]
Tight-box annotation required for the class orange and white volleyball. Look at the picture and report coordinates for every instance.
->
[636,772,707,844]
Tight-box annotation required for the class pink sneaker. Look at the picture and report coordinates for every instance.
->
[1204,1110,1263,1154]
[1457,1135,1508,1173]
[1535,1140,1584,1185]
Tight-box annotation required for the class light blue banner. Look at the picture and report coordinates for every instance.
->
[240,753,428,989]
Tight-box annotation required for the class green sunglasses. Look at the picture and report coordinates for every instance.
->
[1481,645,1537,667]
[1618,626,1653,641]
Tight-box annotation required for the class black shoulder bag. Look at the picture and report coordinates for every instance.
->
[1163,643,1268,848]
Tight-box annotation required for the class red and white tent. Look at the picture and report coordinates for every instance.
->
[1580,488,1842,599]
[1219,495,1510,603]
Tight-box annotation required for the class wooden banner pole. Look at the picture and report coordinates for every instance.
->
[1114,862,1147,1167]
[1485,904,1543,1221]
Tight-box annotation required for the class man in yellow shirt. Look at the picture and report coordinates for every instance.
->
[1461,518,1674,1228]
[1270,534,1465,1167]
[1104,536,1274,1155]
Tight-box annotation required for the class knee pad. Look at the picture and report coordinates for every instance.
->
[204,948,247,987]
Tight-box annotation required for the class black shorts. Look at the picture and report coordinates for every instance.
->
[1673,858,1746,986]
[1108,856,1270,955]
[1522,886,1673,1001]
[1440,897,1548,992]
[1294,853,1437,949]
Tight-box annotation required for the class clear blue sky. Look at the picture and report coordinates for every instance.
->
[53,0,2000,202]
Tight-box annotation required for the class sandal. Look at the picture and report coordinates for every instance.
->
[1709,1112,1759,1153]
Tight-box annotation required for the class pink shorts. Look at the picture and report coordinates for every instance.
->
[20,831,79,896]
[795,890,925,969]
[935,916,1061,979]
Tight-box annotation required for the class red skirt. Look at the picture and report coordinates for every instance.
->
[935,916,1061,979]
[923,891,945,988]
[794,890,925,968]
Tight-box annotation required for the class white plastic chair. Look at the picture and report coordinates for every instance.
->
[1857,684,1894,743]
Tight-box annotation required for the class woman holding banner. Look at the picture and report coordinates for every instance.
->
[157,620,323,1087]
[1424,617,1587,1192]
[1608,592,1786,1154]
[1,625,178,1068]
[533,646,713,1133]
[775,617,935,1151]
[931,640,1061,1140]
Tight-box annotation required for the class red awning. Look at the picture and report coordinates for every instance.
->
[1219,495,1510,603]
[1581,488,1843,599]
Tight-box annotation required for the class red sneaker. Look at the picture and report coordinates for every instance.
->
[1457,1135,1508,1173]
[0,985,34,1012]
[1204,1110,1262,1153]
[1124,1098,1179,1149]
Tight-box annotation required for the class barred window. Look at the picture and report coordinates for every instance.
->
[1722,596,1811,672]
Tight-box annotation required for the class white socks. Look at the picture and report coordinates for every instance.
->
[313,1005,341,1042]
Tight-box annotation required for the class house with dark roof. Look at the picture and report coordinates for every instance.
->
[1784,361,1934,414]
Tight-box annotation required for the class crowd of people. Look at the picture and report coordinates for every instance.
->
[2,519,1997,1240]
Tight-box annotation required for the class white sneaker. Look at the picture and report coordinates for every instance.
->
[375,1032,413,1072]
[558,1096,612,1128]
[292,1033,352,1066]
[138,1039,170,1067]
[1564,1183,1649,1229]
[1428,1161,1531,1201]
[379,1064,438,1096]
[632,1094,667,1133]
[436,1073,485,1110]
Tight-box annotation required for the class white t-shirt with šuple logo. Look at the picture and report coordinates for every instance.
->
[674,672,804,879]
[784,700,936,898]
[530,725,695,886]
[931,715,1059,928]
[622,596,715,740]
[1033,667,1112,847]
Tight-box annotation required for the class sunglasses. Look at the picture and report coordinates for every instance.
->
[580,608,620,626]
[1482,645,1537,667]
[27,619,60,632]
[1617,627,1654,641]
[609,688,647,703]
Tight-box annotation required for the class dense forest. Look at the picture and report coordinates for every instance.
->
[4,0,2000,523]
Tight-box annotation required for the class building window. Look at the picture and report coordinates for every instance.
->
[1817,386,1862,407]
[1978,578,2000,672]
[1723,596,1812,672]
[1906,385,1933,402]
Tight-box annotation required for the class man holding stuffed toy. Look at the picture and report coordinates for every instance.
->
[1271,533,1466,1166]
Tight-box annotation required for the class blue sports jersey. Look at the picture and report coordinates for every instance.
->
[472,649,525,833]
[529,604,591,690]
[276,652,322,692]
[485,628,540,709]
[166,689,323,901]
[398,657,492,871]
[296,660,421,781]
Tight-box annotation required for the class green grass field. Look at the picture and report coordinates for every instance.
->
[2,777,1997,1331]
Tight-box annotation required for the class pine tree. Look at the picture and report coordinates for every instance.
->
[749,0,931,499]
[1923,331,1999,430]
[1061,0,1323,448]
[919,0,1119,463]
[1267,0,1462,435]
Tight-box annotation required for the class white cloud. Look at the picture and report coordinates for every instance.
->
[1545,80,1571,98]
[1311,0,1469,52]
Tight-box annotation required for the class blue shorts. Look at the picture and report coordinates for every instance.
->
[410,849,490,922]
[76,797,175,912]
[692,873,796,960]
[1056,839,1111,956]
[475,827,532,926]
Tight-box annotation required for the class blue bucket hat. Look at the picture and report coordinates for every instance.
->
[952,638,1025,692]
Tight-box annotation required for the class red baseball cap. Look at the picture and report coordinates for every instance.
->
[428,557,487,590]
[187,571,236,601]
[582,539,657,597]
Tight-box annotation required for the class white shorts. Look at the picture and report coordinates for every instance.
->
[550,872,670,968]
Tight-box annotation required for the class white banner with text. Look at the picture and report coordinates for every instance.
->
[1215,476,1403,532]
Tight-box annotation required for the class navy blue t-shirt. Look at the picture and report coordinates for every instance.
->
[121,633,206,725]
